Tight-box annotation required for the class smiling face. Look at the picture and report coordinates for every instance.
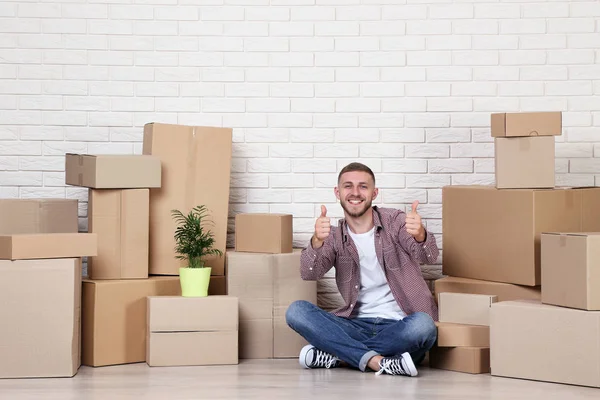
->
[335,170,379,219]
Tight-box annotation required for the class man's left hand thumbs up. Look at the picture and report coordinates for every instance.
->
[406,200,426,243]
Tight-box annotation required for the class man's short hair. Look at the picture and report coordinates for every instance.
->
[337,162,376,185]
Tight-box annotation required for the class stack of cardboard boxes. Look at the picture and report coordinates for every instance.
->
[0,199,97,378]
[433,111,600,375]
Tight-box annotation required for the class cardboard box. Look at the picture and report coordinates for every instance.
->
[541,232,600,310]
[88,189,149,279]
[142,123,232,276]
[494,136,555,189]
[146,296,238,366]
[491,300,600,388]
[438,293,497,326]
[210,275,227,295]
[0,258,81,378]
[435,322,490,347]
[0,198,78,234]
[434,276,541,302]
[0,233,97,260]
[227,250,317,359]
[235,213,293,254]
[429,346,490,374]
[442,186,600,286]
[65,154,161,189]
[491,111,562,137]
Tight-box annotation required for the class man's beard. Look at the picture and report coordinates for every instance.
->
[340,197,372,218]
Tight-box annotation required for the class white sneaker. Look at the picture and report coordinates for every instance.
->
[299,345,341,369]
[375,352,418,377]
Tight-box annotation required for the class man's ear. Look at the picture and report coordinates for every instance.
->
[372,188,379,201]
[334,186,340,201]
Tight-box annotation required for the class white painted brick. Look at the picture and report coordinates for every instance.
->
[499,19,545,35]
[426,66,472,81]
[89,50,134,66]
[247,159,291,173]
[563,112,592,127]
[42,49,85,65]
[134,21,178,36]
[246,68,289,82]
[427,97,472,112]
[270,144,313,158]
[451,143,494,158]
[382,4,427,20]
[522,97,569,112]
[0,96,16,110]
[315,144,358,158]
[291,68,334,82]
[520,35,567,50]
[0,3,15,17]
[452,82,497,96]
[315,22,359,36]
[245,128,289,143]
[270,174,315,188]
[313,173,337,188]
[382,160,427,173]
[473,35,518,50]
[427,35,471,51]
[87,142,134,155]
[155,67,198,82]
[293,159,337,173]
[19,65,62,80]
[568,128,597,142]
[453,20,498,35]
[359,114,403,128]
[293,189,337,203]
[475,4,519,19]
[0,35,14,49]
[359,144,404,158]
[500,50,546,66]
[472,66,518,81]
[0,81,41,95]
[0,66,16,79]
[154,6,198,20]
[155,37,198,52]
[290,38,334,52]
[453,51,498,66]
[270,53,313,67]
[0,111,42,125]
[270,83,313,98]
[65,187,88,202]
[379,129,423,143]
[523,3,569,18]
[20,126,62,141]
[270,204,315,218]
[370,174,406,189]
[62,4,108,19]
[136,83,178,97]
[428,4,473,19]
[557,174,595,187]
[18,4,61,18]
[428,159,473,174]
[569,159,600,174]
[89,20,133,35]
[109,5,154,20]
[0,127,19,141]
[229,188,247,203]
[471,128,493,143]
[408,20,451,35]
[179,21,223,36]
[382,98,427,112]
[338,158,381,173]
[246,6,289,21]
[291,129,335,142]
[556,143,593,158]
[549,50,595,65]
[336,5,380,20]
[20,156,65,171]
[405,113,449,128]
[247,189,291,203]
[201,6,244,21]
[156,98,199,112]
[316,83,359,97]
[519,66,567,81]
[110,66,154,82]
[316,52,359,67]
[335,128,379,143]
[223,114,268,128]
[177,113,219,127]
[226,83,269,98]
[21,187,66,199]
[406,51,452,66]
[452,174,494,186]
[0,172,42,186]
[18,34,62,49]
[110,128,142,142]
[380,37,425,51]
[405,82,451,97]
[405,144,449,159]
[292,99,335,113]
[291,6,335,21]
[571,2,600,17]
[63,66,109,81]
[334,38,378,53]
[270,22,314,37]
[0,141,41,156]
[569,97,600,112]
[546,81,593,96]
[426,128,470,143]
[273,0,315,5]
[548,18,595,34]
[474,159,494,174]
[64,35,108,50]
[0,18,39,34]
[88,112,132,127]
[359,83,403,98]
[246,99,290,113]
[224,22,268,37]
[361,52,406,67]
[336,67,379,82]
[19,96,62,111]
[474,97,519,112]
[382,189,428,204]
[569,66,600,80]
[0,49,42,64]
[335,98,380,113]
[360,21,405,36]
[0,157,18,171]
[202,68,244,82]
[202,98,245,113]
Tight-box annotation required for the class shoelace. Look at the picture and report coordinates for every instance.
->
[312,350,339,369]
[375,358,408,376]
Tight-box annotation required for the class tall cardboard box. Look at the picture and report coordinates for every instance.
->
[146,296,238,366]
[442,186,600,286]
[227,250,317,359]
[235,213,293,254]
[494,136,555,189]
[491,300,600,388]
[541,232,600,310]
[0,199,78,234]
[434,276,541,303]
[143,123,232,276]
[88,189,150,279]
[0,258,81,378]
[491,111,562,137]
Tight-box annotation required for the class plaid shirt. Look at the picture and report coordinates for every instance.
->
[300,206,439,321]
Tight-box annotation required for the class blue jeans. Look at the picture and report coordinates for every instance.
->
[286,300,437,372]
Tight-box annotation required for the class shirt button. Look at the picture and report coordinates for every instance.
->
[355,285,358,289]
[350,303,354,307]
[309,267,313,270]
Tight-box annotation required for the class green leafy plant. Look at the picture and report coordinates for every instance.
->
[171,205,223,269]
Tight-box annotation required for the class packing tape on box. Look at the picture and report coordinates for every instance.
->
[78,173,83,186]
[565,190,574,208]
[185,127,198,212]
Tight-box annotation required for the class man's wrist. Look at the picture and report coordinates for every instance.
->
[311,235,324,249]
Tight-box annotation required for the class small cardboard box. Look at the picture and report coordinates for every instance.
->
[88,189,149,280]
[143,123,232,276]
[435,322,490,347]
[438,293,497,326]
[434,276,541,303]
[235,213,293,254]
[0,258,81,379]
[491,300,600,388]
[541,232,600,310]
[146,296,238,366]
[65,154,161,189]
[494,136,555,189]
[442,185,600,286]
[0,198,78,234]
[0,233,97,260]
[429,346,490,374]
[491,111,562,137]
[226,250,317,359]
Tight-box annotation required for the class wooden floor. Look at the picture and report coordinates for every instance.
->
[0,360,597,399]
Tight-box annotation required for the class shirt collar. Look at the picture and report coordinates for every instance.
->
[340,206,383,242]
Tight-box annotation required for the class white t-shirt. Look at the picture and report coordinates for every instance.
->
[348,227,406,321]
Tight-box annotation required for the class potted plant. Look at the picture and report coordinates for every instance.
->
[171,205,223,297]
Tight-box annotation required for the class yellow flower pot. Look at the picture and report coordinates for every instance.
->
[179,266,211,297]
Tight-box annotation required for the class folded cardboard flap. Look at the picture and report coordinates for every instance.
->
[491,111,562,137]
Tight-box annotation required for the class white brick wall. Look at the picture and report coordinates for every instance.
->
[1,0,600,286]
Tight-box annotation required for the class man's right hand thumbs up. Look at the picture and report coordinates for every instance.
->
[313,205,331,248]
